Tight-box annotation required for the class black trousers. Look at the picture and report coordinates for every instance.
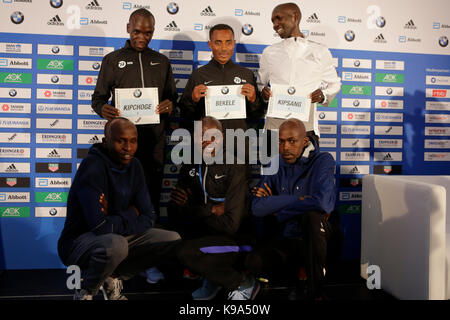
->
[135,124,165,218]
[176,235,251,291]
[244,211,331,297]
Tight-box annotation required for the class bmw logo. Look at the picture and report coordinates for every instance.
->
[118,61,126,68]
[51,75,59,83]
[354,60,360,67]
[92,62,101,70]
[221,86,229,94]
[287,87,296,95]
[439,36,448,48]
[242,24,254,36]
[353,100,360,107]
[50,0,63,8]
[133,89,142,98]
[11,11,24,24]
[431,77,436,83]
[9,89,17,97]
[49,208,58,216]
[319,112,326,120]
[376,16,386,28]
[345,30,355,42]
[234,77,241,84]
[52,46,60,54]
[386,88,393,95]
[167,2,179,14]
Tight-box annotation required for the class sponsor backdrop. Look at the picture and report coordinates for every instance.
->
[0,0,449,269]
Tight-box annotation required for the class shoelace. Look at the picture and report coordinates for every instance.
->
[111,278,123,297]
[227,289,244,300]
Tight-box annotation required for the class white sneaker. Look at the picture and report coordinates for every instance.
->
[73,289,93,300]
[101,277,127,300]
[228,276,260,300]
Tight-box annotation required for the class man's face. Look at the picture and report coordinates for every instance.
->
[278,127,309,164]
[209,29,235,65]
[271,7,297,39]
[105,122,138,166]
[127,16,155,51]
[195,124,222,157]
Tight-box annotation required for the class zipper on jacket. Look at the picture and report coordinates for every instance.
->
[138,52,145,88]
[203,165,208,204]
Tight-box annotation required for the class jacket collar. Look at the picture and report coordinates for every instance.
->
[89,143,132,172]
[208,58,235,69]
[279,137,320,168]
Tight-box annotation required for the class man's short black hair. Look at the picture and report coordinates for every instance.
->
[209,24,235,40]
[129,8,154,22]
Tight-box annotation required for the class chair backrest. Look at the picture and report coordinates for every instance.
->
[390,176,450,232]
[361,174,447,300]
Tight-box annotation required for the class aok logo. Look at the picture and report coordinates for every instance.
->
[4,73,22,83]
[45,193,62,201]
[350,86,363,94]
[2,207,20,216]
[47,60,64,70]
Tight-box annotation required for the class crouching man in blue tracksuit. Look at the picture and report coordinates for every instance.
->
[247,118,336,300]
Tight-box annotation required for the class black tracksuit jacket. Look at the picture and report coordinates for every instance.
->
[175,161,250,237]
[179,59,263,131]
[91,40,178,166]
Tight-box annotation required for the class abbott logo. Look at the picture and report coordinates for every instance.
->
[366,265,381,289]
[66,265,81,290]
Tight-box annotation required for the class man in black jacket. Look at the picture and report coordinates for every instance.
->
[170,116,259,300]
[179,24,263,133]
[58,118,180,300]
[91,8,178,217]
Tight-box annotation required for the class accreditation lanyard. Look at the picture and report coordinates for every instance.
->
[198,164,226,204]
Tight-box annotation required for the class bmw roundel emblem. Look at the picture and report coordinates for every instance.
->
[50,0,63,9]
[287,86,296,95]
[134,89,142,98]
[319,112,326,120]
[221,86,229,95]
[439,36,448,48]
[51,75,60,83]
[167,2,179,14]
[386,88,393,95]
[431,77,436,83]
[49,208,58,216]
[242,24,254,36]
[353,100,360,107]
[354,60,360,67]
[92,62,101,70]
[376,16,386,28]
[52,46,60,54]
[9,89,17,97]
[11,11,24,24]
[345,30,355,42]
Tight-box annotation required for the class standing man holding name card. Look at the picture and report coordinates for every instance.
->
[258,3,341,144]
[91,8,178,220]
[180,24,263,133]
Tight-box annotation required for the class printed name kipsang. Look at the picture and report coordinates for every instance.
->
[277,99,302,107]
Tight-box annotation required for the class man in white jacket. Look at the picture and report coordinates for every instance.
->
[258,2,341,143]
